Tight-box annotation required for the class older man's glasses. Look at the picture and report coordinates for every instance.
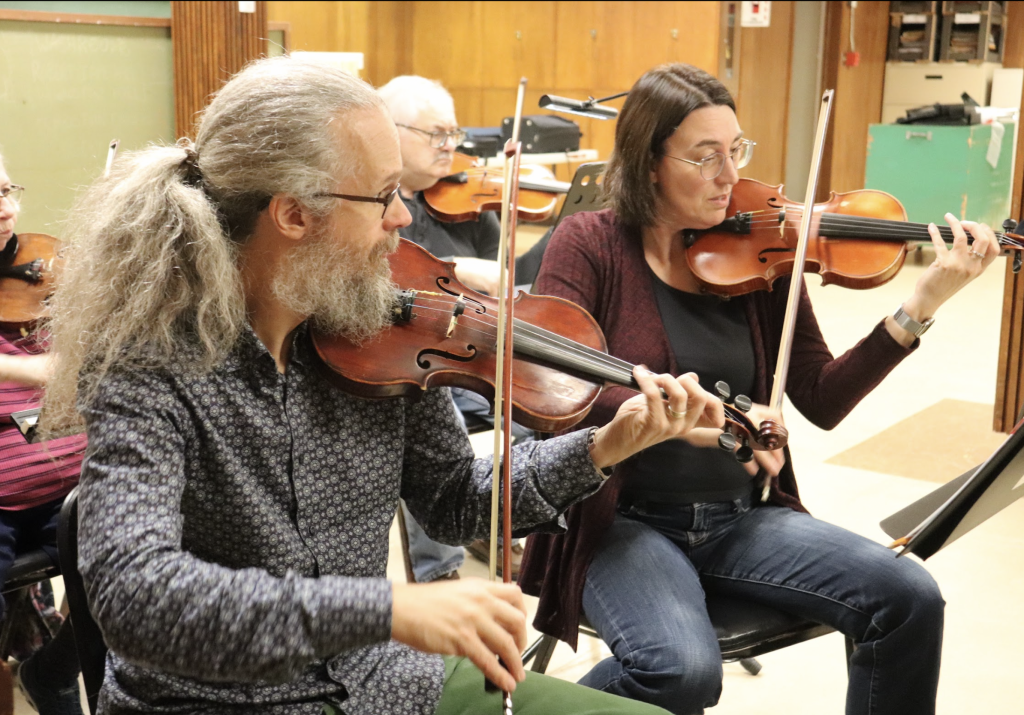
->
[0,185,25,208]
[396,124,467,149]
[662,140,756,181]
[317,185,401,219]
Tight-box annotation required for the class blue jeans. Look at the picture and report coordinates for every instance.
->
[579,496,944,715]
[401,500,464,582]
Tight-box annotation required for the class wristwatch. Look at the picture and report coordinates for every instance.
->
[893,304,934,338]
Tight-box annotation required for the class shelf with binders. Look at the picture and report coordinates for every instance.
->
[940,1,1004,14]
[891,1,939,12]
[939,7,1004,62]
[888,11,940,62]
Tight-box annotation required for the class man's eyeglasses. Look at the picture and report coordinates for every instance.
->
[318,185,401,219]
[0,185,25,207]
[661,140,756,181]
[396,124,467,149]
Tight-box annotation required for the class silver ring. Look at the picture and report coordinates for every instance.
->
[969,249,985,259]
[666,405,686,420]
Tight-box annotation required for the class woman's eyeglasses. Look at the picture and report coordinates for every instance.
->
[662,140,755,181]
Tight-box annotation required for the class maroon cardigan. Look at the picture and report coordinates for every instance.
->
[519,209,917,648]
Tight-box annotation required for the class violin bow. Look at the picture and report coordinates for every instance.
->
[486,76,527,715]
[762,90,835,501]
[104,139,120,178]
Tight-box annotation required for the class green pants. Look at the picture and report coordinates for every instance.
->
[433,656,671,715]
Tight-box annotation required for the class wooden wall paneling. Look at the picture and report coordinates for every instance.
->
[817,1,889,196]
[553,1,597,90]
[266,1,339,51]
[366,1,414,86]
[992,0,1024,431]
[171,1,268,137]
[735,1,795,187]
[669,1,721,73]
[340,1,370,58]
[448,89,483,128]
[411,0,483,90]
[591,2,643,91]
[480,2,556,89]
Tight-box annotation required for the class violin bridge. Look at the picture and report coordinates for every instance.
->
[446,294,467,338]
[777,209,786,238]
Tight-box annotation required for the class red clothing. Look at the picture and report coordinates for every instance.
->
[0,328,85,510]
[519,208,917,647]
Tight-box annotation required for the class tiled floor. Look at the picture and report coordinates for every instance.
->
[30,248,1024,715]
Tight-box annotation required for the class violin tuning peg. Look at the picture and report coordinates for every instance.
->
[733,394,752,413]
[718,432,737,452]
[735,445,754,463]
[1003,218,1018,233]
[714,380,732,400]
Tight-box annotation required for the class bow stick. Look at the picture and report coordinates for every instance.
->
[485,76,527,714]
[104,139,120,178]
[761,89,835,501]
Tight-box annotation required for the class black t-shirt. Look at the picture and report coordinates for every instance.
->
[399,191,501,260]
[398,191,551,286]
[624,271,757,504]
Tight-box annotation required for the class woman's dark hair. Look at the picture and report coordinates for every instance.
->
[604,64,735,230]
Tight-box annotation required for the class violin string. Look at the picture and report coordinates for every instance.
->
[741,210,1013,238]
[405,298,639,383]
[404,298,639,382]
[390,299,758,433]
[735,214,1019,246]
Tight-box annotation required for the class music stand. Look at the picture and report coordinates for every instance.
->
[554,162,607,226]
[880,419,1024,560]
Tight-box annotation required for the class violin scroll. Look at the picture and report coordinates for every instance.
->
[715,380,789,457]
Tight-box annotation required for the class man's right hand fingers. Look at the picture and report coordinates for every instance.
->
[464,637,518,692]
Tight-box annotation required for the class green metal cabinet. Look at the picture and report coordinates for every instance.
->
[864,123,1014,229]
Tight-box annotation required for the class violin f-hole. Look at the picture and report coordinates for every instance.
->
[417,345,478,369]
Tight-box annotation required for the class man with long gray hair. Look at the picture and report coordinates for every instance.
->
[43,55,720,715]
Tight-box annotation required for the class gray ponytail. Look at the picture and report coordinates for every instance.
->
[42,55,382,433]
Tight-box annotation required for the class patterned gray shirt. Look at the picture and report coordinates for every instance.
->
[77,325,605,715]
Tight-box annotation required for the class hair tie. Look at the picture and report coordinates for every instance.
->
[180,146,204,188]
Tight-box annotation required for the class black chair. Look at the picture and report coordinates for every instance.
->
[522,597,850,678]
[56,487,106,715]
[0,547,63,659]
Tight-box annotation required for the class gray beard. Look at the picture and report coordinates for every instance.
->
[271,226,400,343]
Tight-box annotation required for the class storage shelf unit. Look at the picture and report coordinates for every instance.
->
[889,2,939,62]
[939,0,1004,62]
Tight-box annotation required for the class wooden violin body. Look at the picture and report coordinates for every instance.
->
[311,239,786,450]
[423,152,568,224]
[0,232,61,329]
[314,239,604,432]
[685,178,1024,297]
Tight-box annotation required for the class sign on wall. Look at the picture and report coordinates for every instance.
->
[740,1,771,28]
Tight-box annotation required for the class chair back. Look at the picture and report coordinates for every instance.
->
[56,487,107,715]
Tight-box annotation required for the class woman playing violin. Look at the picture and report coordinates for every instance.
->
[519,63,999,715]
[0,154,86,715]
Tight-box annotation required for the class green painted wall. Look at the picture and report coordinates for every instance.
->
[0,2,171,18]
[0,20,174,233]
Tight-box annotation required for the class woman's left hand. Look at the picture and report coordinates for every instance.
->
[892,214,998,343]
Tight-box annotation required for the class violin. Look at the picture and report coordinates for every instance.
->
[684,178,1024,297]
[422,152,571,224]
[0,232,61,329]
[310,239,787,452]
